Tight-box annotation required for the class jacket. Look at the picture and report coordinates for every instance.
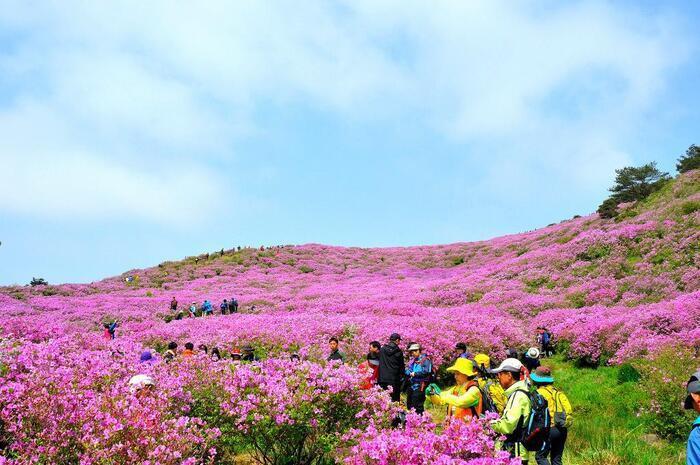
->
[432,381,482,420]
[491,380,532,460]
[406,354,432,391]
[537,385,573,428]
[378,342,404,385]
[358,359,380,390]
[689,417,700,465]
[327,350,346,363]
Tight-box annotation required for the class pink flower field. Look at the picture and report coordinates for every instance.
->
[0,170,698,463]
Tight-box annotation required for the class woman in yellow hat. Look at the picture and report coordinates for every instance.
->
[426,357,483,420]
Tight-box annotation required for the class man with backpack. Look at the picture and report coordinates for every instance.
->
[490,358,550,464]
[230,297,239,313]
[427,358,487,420]
[684,371,700,465]
[530,366,572,465]
[220,299,229,315]
[405,343,432,415]
[378,333,404,402]
[541,329,553,357]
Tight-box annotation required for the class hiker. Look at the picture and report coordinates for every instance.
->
[182,342,195,358]
[405,343,433,415]
[242,344,258,362]
[531,366,572,465]
[139,350,155,364]
[220,299,228,315]
[170,297,178,312]
[454,342,472,360]
[128,374,155,397]
[541,329,553,357]
[210,347,222,361]
[685,371,700,465]
[474,353,507,414]
[327,336,346,364]
[103,320,118,340]
[378,333,405,402]
[427,358,483,420]
[231,348,243,363]
[290,353,301,362]
[188,302,197,318]
[164,341,178,362]
[198,344,208,354]
[490,358,536,462]
[523,347,541,373]
[230,298,239,313]
[202,300,213,316]
[358,341,381,390]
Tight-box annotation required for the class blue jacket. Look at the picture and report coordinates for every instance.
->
[689,417,700,465]
[406,354,432,391]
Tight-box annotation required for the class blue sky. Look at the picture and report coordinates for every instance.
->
[1,0,699,285]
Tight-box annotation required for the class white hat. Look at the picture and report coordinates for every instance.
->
[488,358,523,374]
[128,374,155,392]
[407,343,421,351]
[526,347,540,359]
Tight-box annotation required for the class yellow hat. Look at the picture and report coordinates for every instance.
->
[474,353,491,369]
[446,357,478,377]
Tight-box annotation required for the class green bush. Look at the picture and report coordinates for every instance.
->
[637,346,697,441]
[577,244,612,261]
[681,200,700,215]
[617,363,641,384]
[299,265,314,274]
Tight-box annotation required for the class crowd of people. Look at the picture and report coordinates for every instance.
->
[328,331,571,465]
[168,296,240,320]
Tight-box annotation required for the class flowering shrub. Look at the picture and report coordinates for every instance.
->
[219,359,397,465]
[342,412,520,465]
[636,345,699,441]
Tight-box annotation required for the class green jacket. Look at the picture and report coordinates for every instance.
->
[491,380,531,459]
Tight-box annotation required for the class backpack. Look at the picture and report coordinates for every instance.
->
[542,331,551,345]
[509,389,551,452]
[479,380,499,414]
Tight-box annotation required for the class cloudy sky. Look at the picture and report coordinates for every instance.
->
[1,0,698,285]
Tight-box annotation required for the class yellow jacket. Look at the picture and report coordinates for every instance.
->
[430,382,481,419]
[537,385,573,428]
[491,380,532,461]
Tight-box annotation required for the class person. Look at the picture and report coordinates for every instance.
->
[164,341,178,362]
[231,348,243,364]
[202,300,213,316]
[454,342,471,360]
[242,344,258,362]
[103,320,119,340]
[427,357,482,420]
[220,299,229,315]
[541,329,553,357]
[290,353,301,362]
[230,298,239,313]
[405,343,433,415]
[474,353,507,414]
[140,350,155,364]
[210,347,222,361]
[489,358,532,463]
[378,333,404,402]
[531,366,572,465]
[523,347,541,374]
[188,302,197,318]
[128,374,155,397]
[685,371,700,465]
[358,341,381,390]
[170,297,178,312]
[198,344,208,354]
[327,336,346,364]
[182,342,195,358]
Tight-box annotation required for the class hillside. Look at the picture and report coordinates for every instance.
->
[1,170,698,364]
[0,170,698,465]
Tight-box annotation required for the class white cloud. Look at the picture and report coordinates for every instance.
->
[0,0,690,223]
